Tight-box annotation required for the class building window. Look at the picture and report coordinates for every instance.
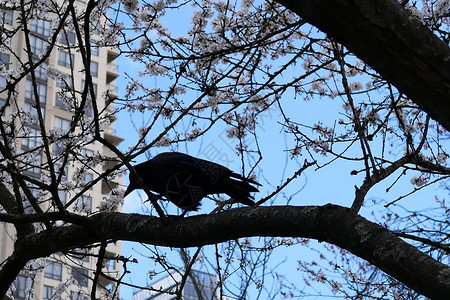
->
[30,19,51,37]
[0,8,13,25]
[71,248,90,262]
[43,285,54,300]
[106,258,115,270]
[75,195,92,213]
[25,80,47,103]
[29,35,48,55]
[0,75,6,90]
[183,272,216,299]
[60,31,76,45]
[31,61,48,81]
[184,282,197,299]
[57,190,67,205]
[53,144,65,156]
[89,61,98,77]
[79,80,96,117]
[44,261,62,280]
[56,74,73,89]
[58,50,75,68]
[22,198,34,213]
[55,164,68,181]
[72,267,89,287]
[52,116,70,155]
[29,184,40,200]
[85,173,93,188]
[81,80,97,97]
[14,275,32,299]
[91,41,99,56]
[55,75,74,111]
[0,53,10,66]
[0,53,10,89]
[54,116,70,132]
[19,151,42,176]
[70,291,86,300]
[84,98,94,117]
[55,92,70,110]
[0,98,5,114]
[21,127,43,149]
[81,80,97,96]
[24,101,45,125]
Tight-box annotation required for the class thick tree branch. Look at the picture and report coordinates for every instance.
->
[352,154,413,212]
[1,205,448,299]
[275,0,450,131]
[0,183,33,237]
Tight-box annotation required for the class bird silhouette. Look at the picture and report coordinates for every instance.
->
[123,152,261,211]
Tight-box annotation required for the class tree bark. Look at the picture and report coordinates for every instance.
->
[2,205,449,299]
[275,0,450,131]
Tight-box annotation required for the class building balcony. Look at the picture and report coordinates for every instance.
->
[105,83,119,100]
[106,49,120,84]
[106,67,119,84]
[103,126,123,146]
[107,48,120,62]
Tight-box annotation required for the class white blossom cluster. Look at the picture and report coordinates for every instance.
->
[98,188,125,212]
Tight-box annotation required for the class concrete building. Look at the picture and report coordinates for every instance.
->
[0,1,123,299]
[133,270,222,300]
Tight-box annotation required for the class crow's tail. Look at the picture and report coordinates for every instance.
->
[225,178,259,206]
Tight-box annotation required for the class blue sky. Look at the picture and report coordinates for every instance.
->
[113,62,364,298]
[109,1,445,298]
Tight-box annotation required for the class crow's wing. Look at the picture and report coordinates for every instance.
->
[166,172,203,211]
[153,152,231,183]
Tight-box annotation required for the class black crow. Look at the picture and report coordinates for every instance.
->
[123,152,260,211]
